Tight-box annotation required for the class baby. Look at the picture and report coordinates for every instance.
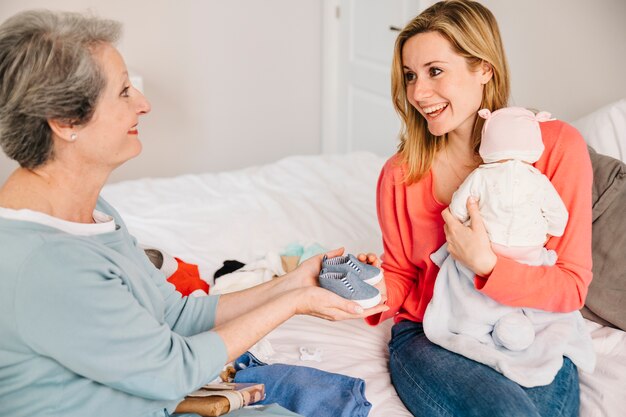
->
[449,106,568,350]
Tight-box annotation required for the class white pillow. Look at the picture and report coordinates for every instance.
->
[572,99,626,163]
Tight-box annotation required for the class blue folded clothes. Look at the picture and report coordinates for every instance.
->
[280,242,328,265]
[233,352,371,417]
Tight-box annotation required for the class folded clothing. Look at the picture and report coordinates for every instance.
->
[234,352,371,417]
[210,252,285,295]
[214,260,246,279]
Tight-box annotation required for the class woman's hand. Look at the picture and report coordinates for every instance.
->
[215,248,387,352]
[299,247,345,281]
[293,286,389,320]
[356,252,381,268]
[215,284,387,363]
[278,247,345,292]
[285,249,390,319]
[442,196,497,277]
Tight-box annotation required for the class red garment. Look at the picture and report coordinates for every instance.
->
[167,257,209,296]
[366,120,593,326]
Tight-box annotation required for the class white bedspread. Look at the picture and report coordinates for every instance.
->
[102,152,626,417]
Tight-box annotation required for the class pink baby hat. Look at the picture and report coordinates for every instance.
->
[478,107,553,163]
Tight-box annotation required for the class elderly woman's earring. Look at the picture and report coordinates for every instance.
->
[69,133,78,141]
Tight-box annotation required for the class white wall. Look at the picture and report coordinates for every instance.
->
[481,0,626,122]
[0,0,322,183]
[323,0,626,157]
[1,1,625,183]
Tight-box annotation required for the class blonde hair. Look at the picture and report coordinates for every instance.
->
[391,0,510,183]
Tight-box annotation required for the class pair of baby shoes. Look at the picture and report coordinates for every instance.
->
[318,254,383,309]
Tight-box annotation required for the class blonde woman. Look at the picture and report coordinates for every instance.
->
[364,1,593,416]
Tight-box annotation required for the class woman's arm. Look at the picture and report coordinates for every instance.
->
[17,244,229,401]
[213,248,342,326]
[213,248,388,361]
[365,158,420,325]
[18,243,387,400]
[213,285,387,363]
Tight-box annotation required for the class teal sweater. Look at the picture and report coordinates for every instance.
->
[0,198,227,417]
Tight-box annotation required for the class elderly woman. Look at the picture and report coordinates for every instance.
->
[0,10,387,417]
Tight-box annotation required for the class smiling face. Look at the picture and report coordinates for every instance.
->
[401,31,492,141]
[73,43,151,170]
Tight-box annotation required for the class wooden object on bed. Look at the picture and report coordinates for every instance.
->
[281,255,300,274]
[174,383,265,416]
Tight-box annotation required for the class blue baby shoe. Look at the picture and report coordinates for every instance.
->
[318,269,381,309]
[322,254,383,285]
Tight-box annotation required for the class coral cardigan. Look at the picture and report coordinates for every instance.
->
[366,120,593,326]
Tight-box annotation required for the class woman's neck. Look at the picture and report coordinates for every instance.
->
[446,122,471,144]
[0,163,108,224]
[444,131,479,166]
[430,130,481,205]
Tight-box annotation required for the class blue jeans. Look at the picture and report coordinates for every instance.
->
[234,352,371,417]
[389,321,580,417]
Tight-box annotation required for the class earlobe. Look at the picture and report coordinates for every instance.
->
[48,118,78,143]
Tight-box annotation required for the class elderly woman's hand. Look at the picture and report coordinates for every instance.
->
[297,247,344,283]
[293,286,389,320]
[275,247,344,294]
[442,196,497,277]
[281,248,390,314]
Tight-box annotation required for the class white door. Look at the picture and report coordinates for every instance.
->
[322,0,427,158]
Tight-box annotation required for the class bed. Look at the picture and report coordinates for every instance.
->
[102,100,626,417]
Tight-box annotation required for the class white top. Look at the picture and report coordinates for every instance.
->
[449,160,568,247]
[0,207,116,235]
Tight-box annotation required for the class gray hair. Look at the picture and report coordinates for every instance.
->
[0,9,122,168]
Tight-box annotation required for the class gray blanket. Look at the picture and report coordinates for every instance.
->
[424,244,595,388]
[580,147,626,331]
